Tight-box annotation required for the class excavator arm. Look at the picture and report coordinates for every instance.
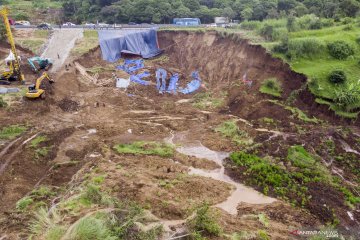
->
[0,7,24,82]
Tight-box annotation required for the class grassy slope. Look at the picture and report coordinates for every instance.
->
[287,26,360,100]
[238,21,360,118]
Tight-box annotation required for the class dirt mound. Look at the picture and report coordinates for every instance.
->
[57,98,79,112]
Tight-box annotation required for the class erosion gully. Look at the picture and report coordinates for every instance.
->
[165,131,276,215]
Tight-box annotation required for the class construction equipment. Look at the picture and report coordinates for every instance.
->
[25,72,54,99]
[28,56,53,73]
[0,7,25,84]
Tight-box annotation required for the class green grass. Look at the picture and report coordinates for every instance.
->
[269,100,319,123]
[188,203,222,238]
[16,196,34,211]
[71,30,99,58]
[259,78,283,98]
[35,147,51,159]
[114,141,174,157]
[239,17,360,118]
[17,39,46,54]
[215,120,253,146]
[192,92,225,110]
[0,125,27,140]
[287,145,316,168]
[68,216,112,240]
[30,135,48,148]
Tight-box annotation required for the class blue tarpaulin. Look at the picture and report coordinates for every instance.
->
[167,73,179,94]
[98,29,163,62]
[130,71,151,86]
[117,59,145,74]
[179,71,202,94]
[156,68,167,93]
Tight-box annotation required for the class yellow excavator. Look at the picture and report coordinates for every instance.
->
[0,7,25,84]
[25,72,54,99]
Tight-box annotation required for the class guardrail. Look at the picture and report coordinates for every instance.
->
[13,24,207,30]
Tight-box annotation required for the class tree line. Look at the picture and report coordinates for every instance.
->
[61,0,360,24]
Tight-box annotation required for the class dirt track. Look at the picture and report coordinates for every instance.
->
[0,31,360,239]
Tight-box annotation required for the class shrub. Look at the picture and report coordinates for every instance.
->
[240,21,261,30]
[0,96,7,108]
[356,36,360,45]
[259,78,283,97]
[287,38,324,59]
[69,216,113,240]
[270,27,288,41]
[259,24,275,41]
[327,41,355,60]
[296,14,319,30]
[14,12,29,21]
[16,196,33,211]
[334,83,360,111]
[328,70,347,84]
[188,203,222,237]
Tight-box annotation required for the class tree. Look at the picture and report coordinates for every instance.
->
[222,7,235,20]
[183,0,201,12]
[241,7,253,20]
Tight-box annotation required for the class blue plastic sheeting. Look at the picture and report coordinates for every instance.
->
[98,29,162,62]
[179,71,201,94]
[130,72,151,86]
[137,71,151,79]
[116,59,144,74]
[167,73,179,94]
[156,68,167,92]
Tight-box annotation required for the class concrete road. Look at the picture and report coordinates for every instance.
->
[41,29,84,73]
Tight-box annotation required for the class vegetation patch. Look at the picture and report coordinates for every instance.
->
[328,70,347,84]
[192,92,225,110]
[29,135,48,148]
[16,196,34,211]
[114,141,173,157]
[0,125,27,140]
[259,78,282,98]
[215,120,253,146]
[0,96,7,108]
[327,41,355,60]
[188,203,222,238]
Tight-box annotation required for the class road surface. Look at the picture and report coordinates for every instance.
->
[41,29,84,73]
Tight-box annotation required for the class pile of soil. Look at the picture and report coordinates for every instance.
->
[57,98,79,112]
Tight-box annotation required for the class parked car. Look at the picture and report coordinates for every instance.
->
[62,22,76,26]
[128,22,137,25]
[85,22,95,28]
[15,20,31,26]
[206,23,217,28]
[37,23,52,30]
[97,23,109,28]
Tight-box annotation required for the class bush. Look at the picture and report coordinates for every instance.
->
[270,27,288,41]
[188,203,222,237]
[328,70,347,84]
[259,78,283,97]
[287,38,324,59]
[327,41,355,60]
[0,96,7,108]
[259,24,275,41]
[334,83,360,111]
[69,216,113,240]
[240,21,261,30]
[356,36,360,45]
